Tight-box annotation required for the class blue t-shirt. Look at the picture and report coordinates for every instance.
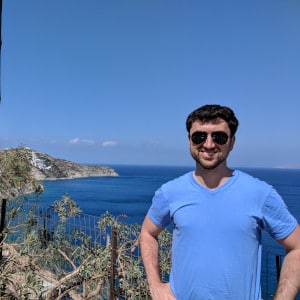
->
[148,170,297,300]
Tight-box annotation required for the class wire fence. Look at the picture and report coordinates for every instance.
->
[4,200,284,299]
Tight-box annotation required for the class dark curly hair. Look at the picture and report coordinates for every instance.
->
[186,104,239,137]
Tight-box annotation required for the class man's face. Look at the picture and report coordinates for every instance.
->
[188,118,235,170]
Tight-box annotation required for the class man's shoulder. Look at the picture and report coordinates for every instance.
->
[162,171,193,188]
[234,169,271,190]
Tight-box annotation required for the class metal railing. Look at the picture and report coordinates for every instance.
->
[3,201,285,299]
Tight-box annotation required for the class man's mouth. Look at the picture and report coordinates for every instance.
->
[199,149,217,158]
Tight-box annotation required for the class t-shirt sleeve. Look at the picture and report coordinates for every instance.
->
[262,188,297,240]
[148,187,171,228]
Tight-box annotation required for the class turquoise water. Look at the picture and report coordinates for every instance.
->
[39,166,300,230]
[38,165,194,224]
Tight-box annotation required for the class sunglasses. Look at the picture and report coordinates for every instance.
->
[191,131,229,145]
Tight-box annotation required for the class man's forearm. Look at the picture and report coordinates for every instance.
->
[274,249,300,300]
[140,231,162,290]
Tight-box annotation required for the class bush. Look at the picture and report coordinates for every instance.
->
[0,195,172,299]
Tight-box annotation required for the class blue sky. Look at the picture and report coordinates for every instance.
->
[1,1,300,168]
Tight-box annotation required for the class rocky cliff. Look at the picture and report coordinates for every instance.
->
[0,148,118,181]
[30,149,118,180]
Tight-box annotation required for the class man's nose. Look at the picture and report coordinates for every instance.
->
[203,134,215,148]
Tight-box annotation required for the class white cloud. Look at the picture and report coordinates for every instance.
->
[69,138,79,144]
[69,138,96,145]
[68,138,119,148]
[101,141,118,147]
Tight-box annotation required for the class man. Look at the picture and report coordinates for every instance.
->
[140,104,300,299]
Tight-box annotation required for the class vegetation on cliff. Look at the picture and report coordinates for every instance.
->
[0,147,43,199]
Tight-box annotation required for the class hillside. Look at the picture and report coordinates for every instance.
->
[28,148,118,179]
[0,148,118,199]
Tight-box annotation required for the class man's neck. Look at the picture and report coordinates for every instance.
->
[194,165,233,190]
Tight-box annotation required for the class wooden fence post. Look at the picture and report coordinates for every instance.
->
[0,198,7,261]
[0,198,7,297]
[110,227,118,300]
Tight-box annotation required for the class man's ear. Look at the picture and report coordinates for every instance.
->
[230,136,236,151]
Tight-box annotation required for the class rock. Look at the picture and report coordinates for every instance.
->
[29,149,119,180]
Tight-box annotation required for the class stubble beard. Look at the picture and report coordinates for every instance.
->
[190,149,227,170]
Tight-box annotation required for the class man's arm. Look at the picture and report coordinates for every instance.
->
[274,224,300,300]
[140,214,175,300]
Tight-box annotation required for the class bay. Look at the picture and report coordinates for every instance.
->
[38,165,194,224]
[38,166,300,232]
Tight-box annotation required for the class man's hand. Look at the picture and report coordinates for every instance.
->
[150,282,176,300]
[274,225,300,299]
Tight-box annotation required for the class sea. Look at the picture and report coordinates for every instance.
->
[36,165,300,299]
